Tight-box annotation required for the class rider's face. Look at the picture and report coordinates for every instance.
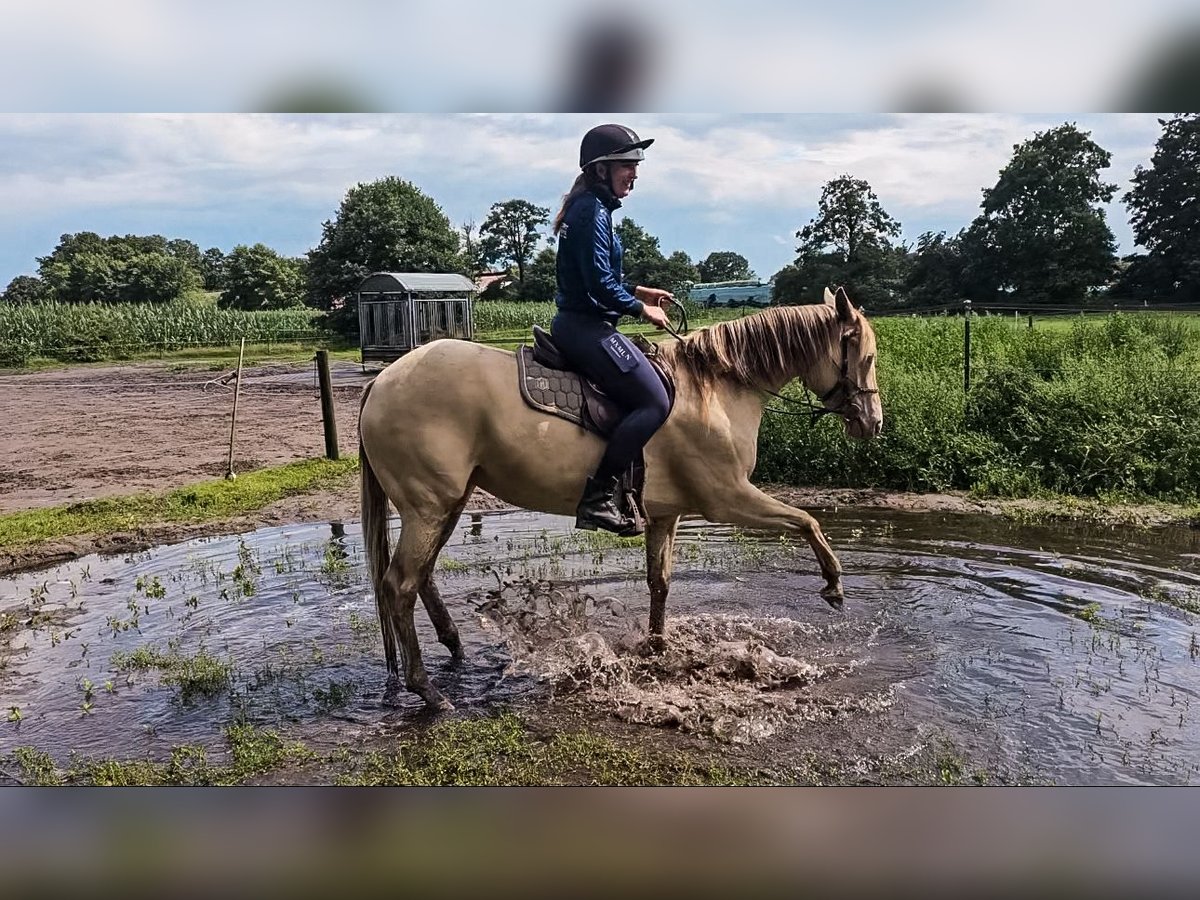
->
[606,161,640,198]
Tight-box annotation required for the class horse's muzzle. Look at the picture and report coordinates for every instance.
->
[846,417,883,440]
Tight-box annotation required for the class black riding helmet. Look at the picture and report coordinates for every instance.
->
[579,123,654,169]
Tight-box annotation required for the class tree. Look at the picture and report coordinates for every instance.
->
[219,244,306,310]
[658,250,701,298]
[697,251,754,283]
[797,176,900,265]
[201,247,228,291]
[965,122,1117,303]
[459,220,485,276]
[35,231,200,303]
[771,256,843,305]
[479,199,550,286]
[307,177,463,335]
[521,247,558,302]
[1,275,50,305]
[121,252,201,304]
[904,231,968,308]
[791,176,904,307]
[1123,114,1200,302]
[613,220,699,297]
[615,218,664,289]
[165,238,204,277]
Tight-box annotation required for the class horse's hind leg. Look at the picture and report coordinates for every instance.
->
[381,515,456,710]
[417,496,473,661]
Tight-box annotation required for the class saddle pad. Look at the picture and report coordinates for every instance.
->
[517,345,586,428]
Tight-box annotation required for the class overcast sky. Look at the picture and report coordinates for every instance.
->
[0,113,1166,289]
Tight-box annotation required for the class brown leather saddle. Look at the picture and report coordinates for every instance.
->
[517,325,675,529]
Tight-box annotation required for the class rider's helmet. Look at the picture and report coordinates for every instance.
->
[579,123,654,169]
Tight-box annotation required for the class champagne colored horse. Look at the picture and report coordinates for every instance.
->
[359,287,882,708]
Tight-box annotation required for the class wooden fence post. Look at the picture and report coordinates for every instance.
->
[225,338,245,480]
[316,349,340,460]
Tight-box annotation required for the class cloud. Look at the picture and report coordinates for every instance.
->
[0,113,1165,287]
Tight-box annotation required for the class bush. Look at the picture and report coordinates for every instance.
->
[754,312,1200,503]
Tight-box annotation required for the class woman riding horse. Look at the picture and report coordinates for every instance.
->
[550,123,676,536]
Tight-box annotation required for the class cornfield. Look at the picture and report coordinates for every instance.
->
[0,301,321,365]
[472,301,556,333]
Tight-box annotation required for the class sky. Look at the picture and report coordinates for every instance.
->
[0,113,1169,290]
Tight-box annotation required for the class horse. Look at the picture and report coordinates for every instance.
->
[358,286,882,709]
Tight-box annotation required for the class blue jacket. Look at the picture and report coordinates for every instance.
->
[554,184,644,323]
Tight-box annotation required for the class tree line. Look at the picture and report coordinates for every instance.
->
[4,115,1198,329]
[776,115,1200,310]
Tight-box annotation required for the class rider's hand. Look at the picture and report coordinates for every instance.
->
[641,304,671,330]
[634,286,674,308]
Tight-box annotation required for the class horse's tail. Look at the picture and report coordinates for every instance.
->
[359,379,398,674]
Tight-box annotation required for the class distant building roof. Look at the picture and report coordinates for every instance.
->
[475,271,513,292]
[357,272,478,293]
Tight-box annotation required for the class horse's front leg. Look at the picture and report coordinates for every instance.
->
[704,485,844,607]
[645,515,680,642]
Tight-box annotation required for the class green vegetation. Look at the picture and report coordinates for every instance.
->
[336,715,757,786]
[8,721,311,786]
[0,299,319,366]
[756,312,1200,503]
[4,712,998,785]
[0,457,359,551]
[110,645,234,700]
[6,715,757,786]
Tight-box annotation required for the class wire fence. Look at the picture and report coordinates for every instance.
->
[871,300,1200,317]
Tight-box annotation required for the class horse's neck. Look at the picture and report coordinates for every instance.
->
[762,303,838,395]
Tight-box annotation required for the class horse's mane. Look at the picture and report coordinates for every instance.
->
[661,303,840,392]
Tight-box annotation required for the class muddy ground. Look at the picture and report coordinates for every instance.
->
[0,360,373,511]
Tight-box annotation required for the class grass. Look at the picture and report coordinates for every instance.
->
[0,457,360,552]
[4,712,1000,785]
[110,644,235,700]
[5,714,759,786]
[8,721,311,786]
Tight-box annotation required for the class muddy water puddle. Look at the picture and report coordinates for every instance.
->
[3,507,1200,783]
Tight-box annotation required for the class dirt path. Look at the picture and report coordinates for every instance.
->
[0,360,371,512]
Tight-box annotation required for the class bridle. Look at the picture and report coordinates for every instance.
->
[656,292,876,425]
[762,325,879,425]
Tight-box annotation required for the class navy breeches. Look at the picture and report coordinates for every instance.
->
[550,310,671,481]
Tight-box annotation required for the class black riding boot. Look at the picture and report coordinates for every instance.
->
[575,475,637,535]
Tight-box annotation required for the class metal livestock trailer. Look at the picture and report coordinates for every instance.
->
[356,272,477,368]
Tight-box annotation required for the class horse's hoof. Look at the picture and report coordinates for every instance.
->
[645,634,667,654]
[415,683,454,711]
[820,585,844,610]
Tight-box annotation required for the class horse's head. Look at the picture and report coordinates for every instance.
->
[814,287,882,439]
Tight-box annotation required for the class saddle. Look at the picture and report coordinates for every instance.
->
[517,325,676,529]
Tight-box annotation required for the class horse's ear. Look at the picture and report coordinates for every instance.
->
[835,286,855,323]
[823,287,836,306]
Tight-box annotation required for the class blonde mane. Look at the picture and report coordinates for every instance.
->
[661,303,841,392]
